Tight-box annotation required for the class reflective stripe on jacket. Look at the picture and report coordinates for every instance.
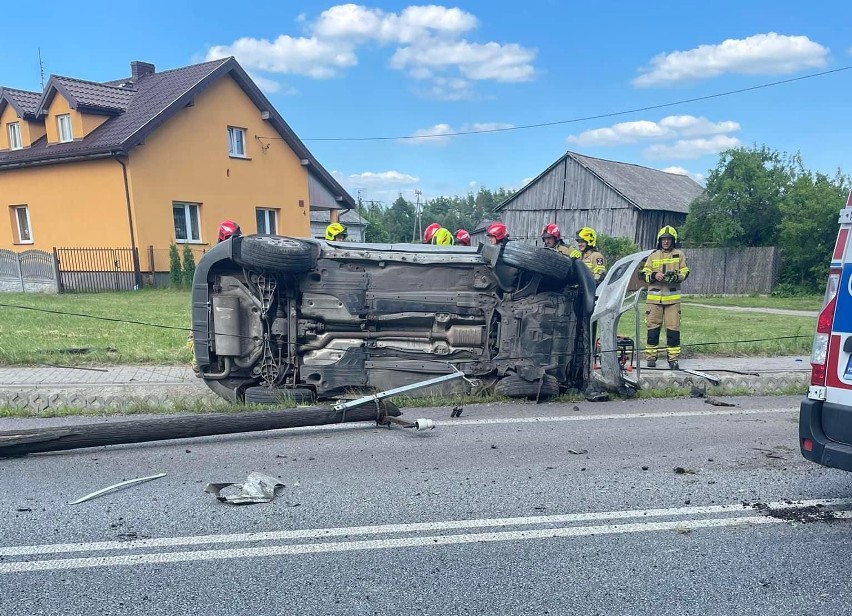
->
[640,249,690,305]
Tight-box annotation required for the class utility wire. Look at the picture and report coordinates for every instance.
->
[0,302,814,356]
[264,66,852,143]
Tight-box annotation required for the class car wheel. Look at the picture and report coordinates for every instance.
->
[495,374,560,399]
[244,386,316,406]
[500,242,573,281]
[235,235,319,273]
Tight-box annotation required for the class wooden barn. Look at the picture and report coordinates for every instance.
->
[496,151,704,249]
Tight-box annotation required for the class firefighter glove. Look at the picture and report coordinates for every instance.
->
[664,271,679,283]
[569,249,582,259]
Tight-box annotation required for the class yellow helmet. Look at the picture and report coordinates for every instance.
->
[431,228,454,245]
[656,225,678,246]
[576,227,597,248]
[325,222,347,241]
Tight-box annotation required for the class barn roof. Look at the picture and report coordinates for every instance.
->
[498,151,704,214]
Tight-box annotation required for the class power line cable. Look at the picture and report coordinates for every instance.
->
[0,302,813,357]
[279,66,852,142]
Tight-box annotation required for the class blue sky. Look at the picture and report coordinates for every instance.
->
[2,0,850,204]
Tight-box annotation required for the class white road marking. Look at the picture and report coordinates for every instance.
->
[432,407,795,426]
[3,512,850,574]
[2,498,848,573]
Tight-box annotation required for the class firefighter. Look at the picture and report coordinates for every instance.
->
[325,222,348,241]
[423,222,442,244]
[431,227,454,245]
[486,222,509,245]
[540,223,580,258]
[455,229,471,246]
[639,225,690,369]
[576,227,606,285]
[217,219,241,242]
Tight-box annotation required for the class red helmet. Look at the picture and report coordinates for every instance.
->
[541,223,560,240]
[218,219,241,242]
[424,222,442,243]
[455,229,471,246]
[486,222,508,242]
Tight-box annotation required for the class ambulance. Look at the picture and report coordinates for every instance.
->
[800,189,852,471]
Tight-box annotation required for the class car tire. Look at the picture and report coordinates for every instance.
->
[500,242,573,281]
[495,374,560,399]
[244,386,316,406]
[235,235,319,273]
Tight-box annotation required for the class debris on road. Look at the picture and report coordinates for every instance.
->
[451,406,464,418]
[567,448,588,455]
[204,472,286,505]
[750,502,838,523]
[68,473,167,505]
[705,397,737,407]
[673,467,696,474]
[689,383,706,398]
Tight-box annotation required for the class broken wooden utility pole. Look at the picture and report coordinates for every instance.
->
[0,402,400,457]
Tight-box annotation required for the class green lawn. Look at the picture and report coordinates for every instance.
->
[618,303,815,357]
[0,289,817,366]
[0,289,192,366]
[682,295,823,311]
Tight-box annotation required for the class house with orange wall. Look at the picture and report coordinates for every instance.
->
[0,57,354,276]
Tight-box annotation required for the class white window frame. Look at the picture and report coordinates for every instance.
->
[13,205,33,244]
[8,122,22,150]
[256,207,278,235]
[227,126,247,158]
[57,114,73,142]
[173,202,202,243]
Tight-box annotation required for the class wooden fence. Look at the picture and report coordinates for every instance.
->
[680,247,780,295]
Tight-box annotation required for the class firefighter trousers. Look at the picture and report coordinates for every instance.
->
[645,302,681,361]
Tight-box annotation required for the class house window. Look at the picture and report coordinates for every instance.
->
[228,126,246,157]
[8,123,22,150]
[13,205,32,243]
[256,208,278,235]
[57,114,73,142]
[173,202,201,242]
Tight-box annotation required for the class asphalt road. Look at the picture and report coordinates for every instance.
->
[1,395,850,616]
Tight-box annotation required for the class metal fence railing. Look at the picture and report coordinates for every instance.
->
[54,247,141,293]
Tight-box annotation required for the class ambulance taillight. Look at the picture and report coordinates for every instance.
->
[810,269,841,386]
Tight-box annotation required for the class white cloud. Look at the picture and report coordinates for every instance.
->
[247,72,282,94]
[332,170,420,187]
[644,135,741,160]
[314,4,477,44]
[206,35,356,79]
[661,166,706,185]
[520,177,534,187]
[567,115,740,147]
[206,4,536,95]
[405,121,515,145]
[391,39,536,82]
[469,180,478,188]
[633,32,829,87]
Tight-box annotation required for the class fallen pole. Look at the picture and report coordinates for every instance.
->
[0,402,401,457]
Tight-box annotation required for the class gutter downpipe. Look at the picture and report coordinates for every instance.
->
[115,154,142,289]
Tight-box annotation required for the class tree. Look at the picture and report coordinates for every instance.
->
[683,146,793,247]
[168,243,182,288]
[181,244,196,288]
[777,170,850,290]
[385,195,415,242]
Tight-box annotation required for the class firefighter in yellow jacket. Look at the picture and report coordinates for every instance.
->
[639,225,689,369]
[575,227,606,285]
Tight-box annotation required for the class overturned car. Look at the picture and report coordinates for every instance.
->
[191,235,629,404]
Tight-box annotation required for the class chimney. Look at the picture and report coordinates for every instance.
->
[130,61,156,81]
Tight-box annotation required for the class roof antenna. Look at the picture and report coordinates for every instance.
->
[38,47,45,90]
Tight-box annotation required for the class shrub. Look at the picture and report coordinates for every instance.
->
[598,234,641,265]
[181,245,196,288]
[168,244,182,288]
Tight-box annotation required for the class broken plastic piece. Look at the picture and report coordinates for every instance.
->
[68,473,167,505]
[204,472,285,505]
